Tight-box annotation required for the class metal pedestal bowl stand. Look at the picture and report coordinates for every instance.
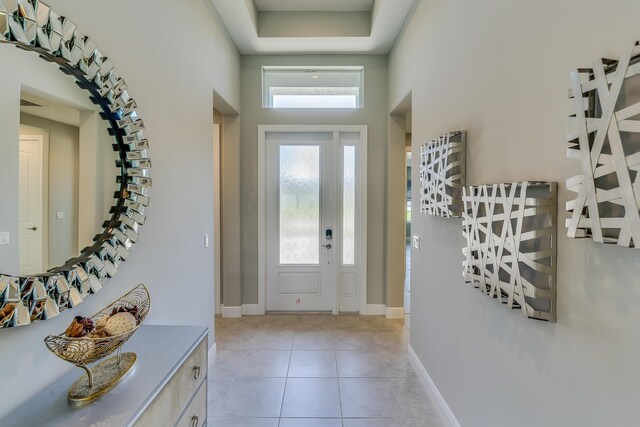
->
[44,284,150,406]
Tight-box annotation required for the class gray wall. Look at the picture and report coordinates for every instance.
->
[230,54,388,307]
[0,0,240,417]
[387,112,409,308]
[389,0,640,425]
[221,113,242,307]
[20,115,80,269]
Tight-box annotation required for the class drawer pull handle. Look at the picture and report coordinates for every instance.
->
[193,366,201,380]
[190,415,199,427]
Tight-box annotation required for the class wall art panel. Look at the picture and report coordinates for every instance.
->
[462,182,557,322]
[567,40,640,247]
[420,131,466,217]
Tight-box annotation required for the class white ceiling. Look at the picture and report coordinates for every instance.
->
[20,92,81,128]
[210,0,415,54]
[254,0,374,12]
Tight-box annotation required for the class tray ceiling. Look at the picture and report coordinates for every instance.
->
[254,0,374,12]
[210,0,415,54]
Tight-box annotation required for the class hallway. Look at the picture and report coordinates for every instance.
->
[209,314,444,426]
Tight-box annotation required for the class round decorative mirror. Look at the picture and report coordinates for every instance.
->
[0,1,150,328]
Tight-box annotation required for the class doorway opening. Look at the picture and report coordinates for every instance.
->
[213,109,222,315]
[387,92,416,328]
[390,92,412,328]
[404,139,412,329]
[213,91,241,318]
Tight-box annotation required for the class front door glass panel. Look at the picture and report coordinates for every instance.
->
[279,145,321,265]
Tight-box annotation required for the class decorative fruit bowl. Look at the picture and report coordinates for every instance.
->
[44,284,150,405]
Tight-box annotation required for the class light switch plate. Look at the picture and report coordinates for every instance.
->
[56,211,64,219]
[204,234,209,248]
[0,232,10,245]
[412,235,420,250]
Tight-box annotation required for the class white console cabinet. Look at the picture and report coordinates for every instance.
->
[0,325,209,427]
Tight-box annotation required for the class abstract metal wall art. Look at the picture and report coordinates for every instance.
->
[0,1,151,328]
[420,131,466,217]
[567,40,640,247]
[462,182,557,322]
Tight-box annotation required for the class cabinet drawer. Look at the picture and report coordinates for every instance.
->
[133,337,208,427]
[176,380,207,427]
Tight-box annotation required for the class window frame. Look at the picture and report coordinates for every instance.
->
[262,66,365,109]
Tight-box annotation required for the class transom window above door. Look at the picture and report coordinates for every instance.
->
[262,66,364,109]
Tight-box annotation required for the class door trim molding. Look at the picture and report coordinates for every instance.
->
[258,125,368,315]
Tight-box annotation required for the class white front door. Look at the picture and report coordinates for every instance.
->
[19,135,44,275]
[263,127,367,312]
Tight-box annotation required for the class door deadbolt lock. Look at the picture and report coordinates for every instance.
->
[325,229,333,240]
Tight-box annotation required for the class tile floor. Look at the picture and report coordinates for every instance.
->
[208,314,444,427]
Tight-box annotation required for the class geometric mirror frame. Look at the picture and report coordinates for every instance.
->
[567,40,640,247]
[0,0,150,328]
[420,131,466,218]
[462,181,557,322]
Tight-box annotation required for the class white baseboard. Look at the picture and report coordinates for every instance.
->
[408,345,461,427]
[221,304,263,317]
[361,305,405,318]
[360,304,386,315]
[225,304,401,318]
[208,342,217,362]
[221,305,242,318]
[385,306,405,319]
[242,304,262,315]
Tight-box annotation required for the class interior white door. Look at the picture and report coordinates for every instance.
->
[19,135,44,275]
[266,132,336,311]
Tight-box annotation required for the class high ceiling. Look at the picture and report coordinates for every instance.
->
[254,0,375,12]
[210,0,415,54]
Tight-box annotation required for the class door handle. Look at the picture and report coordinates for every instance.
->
[26,227,37,231]
[322,244,332,249]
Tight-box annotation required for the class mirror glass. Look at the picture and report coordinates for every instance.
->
[0,45,118,277]
[0,1,150,329]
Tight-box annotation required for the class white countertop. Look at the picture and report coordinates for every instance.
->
[0,325,209,427]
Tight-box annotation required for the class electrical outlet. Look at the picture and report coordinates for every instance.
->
[0,232,9,245]
[412,235,420,250]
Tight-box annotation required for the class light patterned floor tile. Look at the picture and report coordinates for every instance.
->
[211,314,445,426]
